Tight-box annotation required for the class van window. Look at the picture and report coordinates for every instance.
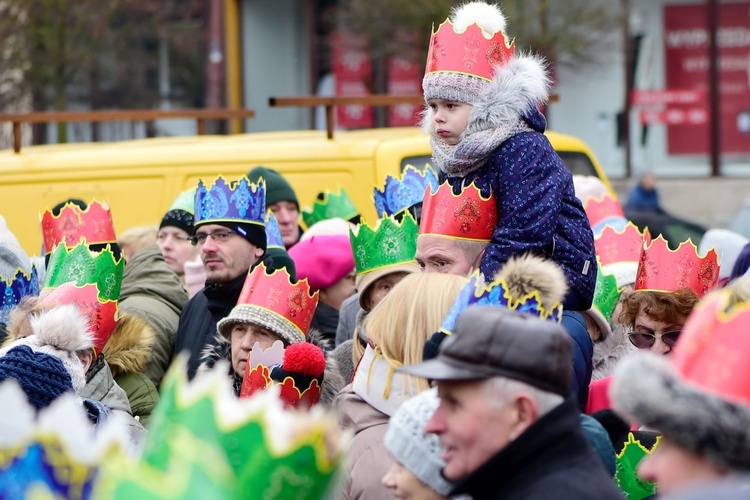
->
[555,152,598,177]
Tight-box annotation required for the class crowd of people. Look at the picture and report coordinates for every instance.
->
[2,2,750,499]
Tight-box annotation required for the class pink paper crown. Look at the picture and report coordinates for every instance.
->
[425,19,515,81]
[584,193,624,228]
[635,235,720,298]
[671,290,750,407]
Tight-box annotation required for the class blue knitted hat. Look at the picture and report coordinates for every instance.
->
[0,345,74,410]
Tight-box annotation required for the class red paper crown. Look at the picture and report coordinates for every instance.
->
[420,182,498,241]
[595,222,648,267]
[40,282,119,355]
[425,19,515,81]
[41,201,117,254]
[239,341,324,409]
[671,290,750,407]
[237,264,319,338]
[584,193,624,228]
[635,235,720,298]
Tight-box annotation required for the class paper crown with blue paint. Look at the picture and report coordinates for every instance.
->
[373,165,439,217]
[194,176,266,227]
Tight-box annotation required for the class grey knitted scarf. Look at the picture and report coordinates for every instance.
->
[431,117,531,177]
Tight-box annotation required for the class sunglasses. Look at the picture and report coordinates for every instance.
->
[627,330,681,349]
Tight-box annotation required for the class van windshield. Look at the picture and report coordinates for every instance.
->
[401,151,598,178]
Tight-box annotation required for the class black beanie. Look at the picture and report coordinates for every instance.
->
[160,209,195,235]
[247,166,298,209]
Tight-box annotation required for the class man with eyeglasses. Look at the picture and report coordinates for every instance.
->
[173,176,267,379]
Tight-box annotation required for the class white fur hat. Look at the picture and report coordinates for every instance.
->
[0,305,93,393]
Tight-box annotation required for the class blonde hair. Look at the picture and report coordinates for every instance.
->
[359,272,466,391]
[117,225,158,261]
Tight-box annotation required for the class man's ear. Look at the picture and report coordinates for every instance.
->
[508,393,539,441]
[254,247,265,260]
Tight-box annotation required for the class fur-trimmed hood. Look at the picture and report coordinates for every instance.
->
[197,328,345,409]
[611,353,750,472]
[421,53,550,136]
[103,311,157,378]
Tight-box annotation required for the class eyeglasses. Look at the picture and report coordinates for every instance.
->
[627,330,681,349]
[188,230,237,246]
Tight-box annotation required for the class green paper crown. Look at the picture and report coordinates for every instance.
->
[44,241,124,302]
[302,188,359,228]
[615,433,659,500]
[350,214,418,275]
[134,359,345,500]
[593,261,623,323]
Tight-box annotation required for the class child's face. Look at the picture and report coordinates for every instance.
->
[427,99,472,145]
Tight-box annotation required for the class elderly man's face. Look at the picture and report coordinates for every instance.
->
[425,380,517,481]
[416,235,478,276]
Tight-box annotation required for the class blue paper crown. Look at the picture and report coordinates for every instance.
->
[0,267,39,325]
[440,271,563,334]
[194,176,265,226]
[265,211,284,248]
[373,165,439,217]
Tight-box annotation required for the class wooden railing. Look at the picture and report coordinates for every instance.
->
[269,95,424,139]
[0,108,256,153]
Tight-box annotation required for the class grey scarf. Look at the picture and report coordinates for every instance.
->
[431,117,531,177]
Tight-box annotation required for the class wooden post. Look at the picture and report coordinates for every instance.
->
[13,122,21,153]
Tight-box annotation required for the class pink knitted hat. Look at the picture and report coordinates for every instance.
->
[288,235,354,291]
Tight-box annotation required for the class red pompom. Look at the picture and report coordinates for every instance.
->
[282,342,326,378]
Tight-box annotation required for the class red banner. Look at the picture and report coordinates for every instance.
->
[387,55,422,126]
[640,107,708,125]
[332,32,374,129]
[664,4,750,154]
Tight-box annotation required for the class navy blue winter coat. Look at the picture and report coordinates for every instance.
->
[561,310,594,411]
[443,109,597,310]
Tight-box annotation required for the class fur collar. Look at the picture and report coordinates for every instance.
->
[103,312,157,378]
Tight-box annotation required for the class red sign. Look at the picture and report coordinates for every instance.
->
[640,107,709,125]
[332,32,374,129]
[664,4,750,154]
[387,55,422,126]
[631,89,705,106]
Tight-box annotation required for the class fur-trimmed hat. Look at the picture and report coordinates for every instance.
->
[422,2,550,132]
[611,286,750,472]
[0,304,92,394]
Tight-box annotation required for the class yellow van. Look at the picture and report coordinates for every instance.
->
[0,127,612,254]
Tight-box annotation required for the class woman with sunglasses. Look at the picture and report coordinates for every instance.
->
[618,287,698,356]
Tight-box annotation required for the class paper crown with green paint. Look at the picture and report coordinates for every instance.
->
[615,432,659,500]
[349,213,418,275]
[593,261,623,323]
[101,358,347,500]
[44,241,124,302]
[302,188,359,228]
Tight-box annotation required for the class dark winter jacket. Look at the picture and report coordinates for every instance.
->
[624,184,661,213]
[451,397,623,500]
[118,243,188,388]
[310,301,339,349]
[443,109,597,311]
[561,310,593,411]
[173,272,246,378]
